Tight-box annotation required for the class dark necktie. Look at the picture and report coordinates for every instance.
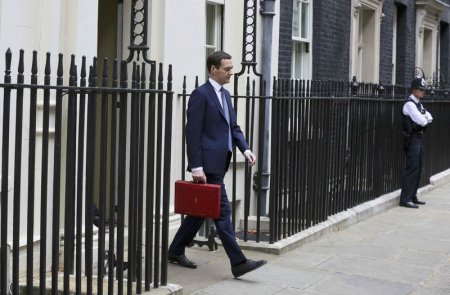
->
[418,102,426,114]
[220,88,232,151]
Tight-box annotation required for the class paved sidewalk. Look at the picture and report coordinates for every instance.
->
[166,182,450,295]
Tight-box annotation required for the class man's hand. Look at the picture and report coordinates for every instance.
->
[244,150,256,167]
[192,169,207,183]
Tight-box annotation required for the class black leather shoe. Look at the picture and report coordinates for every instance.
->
[399,201,419,209]
[231,259,267,278]
[412,198,426,205]
[168,253,197,269]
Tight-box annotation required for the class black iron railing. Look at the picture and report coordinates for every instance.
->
[179,77,450,245]
[0,49,173,294]
[269,78,450,242]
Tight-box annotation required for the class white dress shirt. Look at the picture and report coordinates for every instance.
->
[209,78,225,108]
[402,95,433,127]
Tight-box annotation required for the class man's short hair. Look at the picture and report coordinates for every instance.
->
[207,51,232,73]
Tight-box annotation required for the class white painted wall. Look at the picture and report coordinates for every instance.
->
[143,0,277,224]
[0,0,281,273]
[0,0,99,274]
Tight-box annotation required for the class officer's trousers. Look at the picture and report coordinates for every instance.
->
[400,134,423,203]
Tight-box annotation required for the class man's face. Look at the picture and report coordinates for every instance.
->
[412,88,425,99]
[210,59,233,85]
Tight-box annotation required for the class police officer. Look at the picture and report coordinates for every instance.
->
[400,78,433,209]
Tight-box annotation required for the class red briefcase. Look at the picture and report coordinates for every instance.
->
[174,180,221,219]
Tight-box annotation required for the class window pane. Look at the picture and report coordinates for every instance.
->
[206,4,215,46]
[205,3,223,80]
[292,41,311,80]
[206,47,215,58]
[292,0,300,38]
[293,43,302,78]
[301,2,308,39]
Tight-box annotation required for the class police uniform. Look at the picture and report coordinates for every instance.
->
[400,78,433,208]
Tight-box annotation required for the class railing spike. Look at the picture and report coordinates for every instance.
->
[92,57,98,74]
[113,58,118,83]
[121,60,128,81]
[5,48,12,74]
[132,62,137,81]
[18,49,25,74]
[136,64,141,83]
[70,55,76,77]
[141,63,146,82]
[150,62,156,85]
[168,64,172,83]
[45,52,51,76]
[81,56,87,79]
[158,63,163,82]
[31,51,38,76]
[57,53,63,78]
[88,66,94,86]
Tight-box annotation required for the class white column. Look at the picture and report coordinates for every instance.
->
[416,8,427,71]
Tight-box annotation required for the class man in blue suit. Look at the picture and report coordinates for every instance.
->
[168,51,267,278]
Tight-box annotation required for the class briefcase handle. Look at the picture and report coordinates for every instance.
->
[190,180,207,184]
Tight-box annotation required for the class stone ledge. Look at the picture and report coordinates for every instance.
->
[141,283,183,295]
[238,168,450,255]
[430,169,450,187]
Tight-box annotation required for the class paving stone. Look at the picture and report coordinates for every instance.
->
[241,261,326,289]
[275,250,334,268]
[306,272,413,295]
[394,249,448,269]
[190,278,284,295]
[410,286,450,295]
[166,180,450,295]
[316,254,433,285]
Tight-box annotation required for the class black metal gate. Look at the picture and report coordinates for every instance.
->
[0,49,173,294]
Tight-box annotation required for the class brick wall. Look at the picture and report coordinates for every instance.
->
[440,22,450,85]
[379,0,394,85]
[440,1,450,85]
[277,0,293,79]
[276,0,450,84]
[311,0,351,80]
[394,0,416,85]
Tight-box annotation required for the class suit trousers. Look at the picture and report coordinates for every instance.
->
[400,135,423,203]
[168,173,246,266]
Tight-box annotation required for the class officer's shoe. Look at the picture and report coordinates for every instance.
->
[400,201,419,209]
[412,197,426,205]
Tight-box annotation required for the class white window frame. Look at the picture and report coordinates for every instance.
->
[292,0,311,42]
[349,0,383,83]
[205,2,223,79]
[415,1,449,80]
[291,0,312,80]
[392,5,397,84]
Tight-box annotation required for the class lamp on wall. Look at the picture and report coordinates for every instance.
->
[413,66,426,79]
[351,75,359,96]
[378,80,385,98]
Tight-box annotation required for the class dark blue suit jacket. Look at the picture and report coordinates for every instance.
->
[186,81,249,174]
